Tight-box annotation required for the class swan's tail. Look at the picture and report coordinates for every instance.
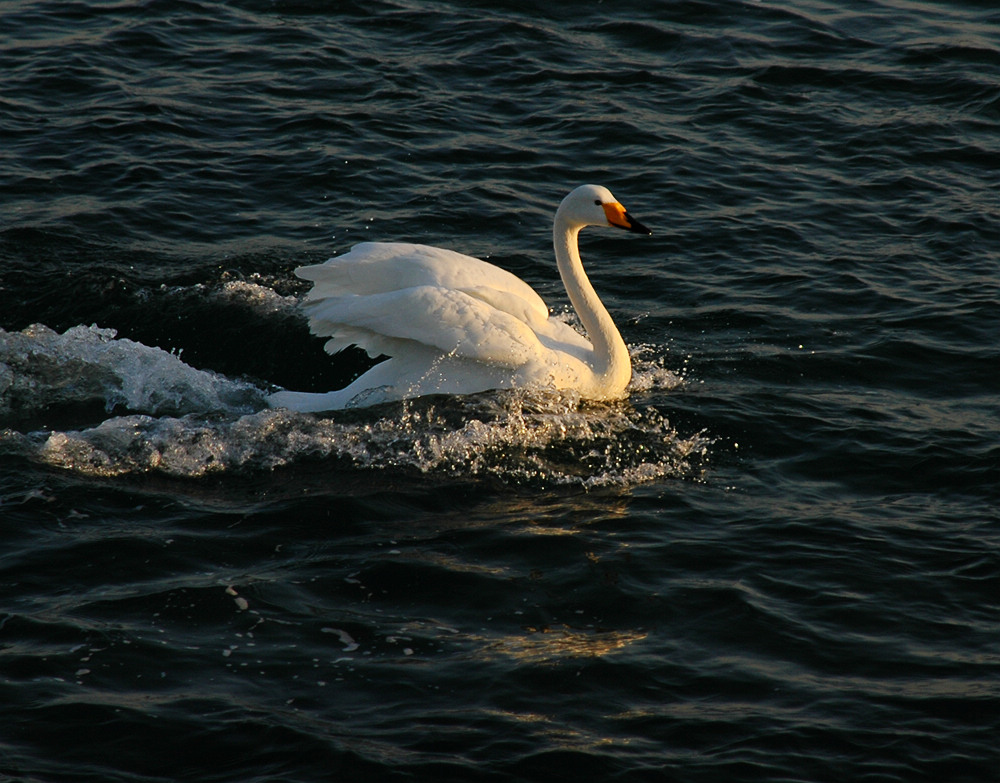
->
[267,389,348,413]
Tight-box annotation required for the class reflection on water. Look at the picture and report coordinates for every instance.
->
[477,626,648,665]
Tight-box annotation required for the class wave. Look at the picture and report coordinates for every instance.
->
[0,322,705,486]
[0,322,265,418]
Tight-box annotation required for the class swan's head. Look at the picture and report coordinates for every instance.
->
[558,184,651,235]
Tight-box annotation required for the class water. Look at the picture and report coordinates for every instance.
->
[1,0,998,780]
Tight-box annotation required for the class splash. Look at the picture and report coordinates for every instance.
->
[0,323,264,417]
[25,396,708,485]
[1,324,708,485]
[215,278,299,315]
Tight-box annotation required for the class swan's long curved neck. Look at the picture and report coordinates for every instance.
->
[553,216,631,394]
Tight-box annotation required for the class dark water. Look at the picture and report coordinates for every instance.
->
[2,0,999,780]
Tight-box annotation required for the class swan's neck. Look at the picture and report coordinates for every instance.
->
[553,217,631,396]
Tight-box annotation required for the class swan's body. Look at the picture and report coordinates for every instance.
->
[269,184,650,412]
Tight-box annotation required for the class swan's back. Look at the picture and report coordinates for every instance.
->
[298,242,548,323]
[295,242,583,368]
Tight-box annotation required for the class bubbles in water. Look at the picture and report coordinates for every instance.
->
[1,323,708,485]
[26,393,709,485]
[215,280,298,315]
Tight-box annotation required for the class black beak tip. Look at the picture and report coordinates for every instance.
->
[628,216,652,235]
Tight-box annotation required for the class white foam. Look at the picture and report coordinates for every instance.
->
[1,323,707,485]
[0,323,264,417]
[22,391,708,483]
[215,280,298,315]
[628,343,686,393]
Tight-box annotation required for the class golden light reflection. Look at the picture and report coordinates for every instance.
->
[474,625,647,665]
[480,707,627,753]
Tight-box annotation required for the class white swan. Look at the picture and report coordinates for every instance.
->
[268,184,650,412]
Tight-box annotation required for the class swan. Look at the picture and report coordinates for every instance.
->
[268,184,650,412]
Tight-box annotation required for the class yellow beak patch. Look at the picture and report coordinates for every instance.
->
[602,201,632,230]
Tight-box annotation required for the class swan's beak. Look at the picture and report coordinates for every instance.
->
[602,201,652,235]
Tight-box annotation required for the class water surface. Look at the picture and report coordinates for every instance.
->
[2,1,998,780]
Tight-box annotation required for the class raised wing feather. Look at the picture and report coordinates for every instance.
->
[297,243,550,328]
[302,285,542,368]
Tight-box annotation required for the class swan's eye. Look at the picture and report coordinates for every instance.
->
[594,200,602,206]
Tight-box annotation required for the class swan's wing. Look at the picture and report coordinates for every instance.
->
[302,285,543,368]
[297,242,551,328]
